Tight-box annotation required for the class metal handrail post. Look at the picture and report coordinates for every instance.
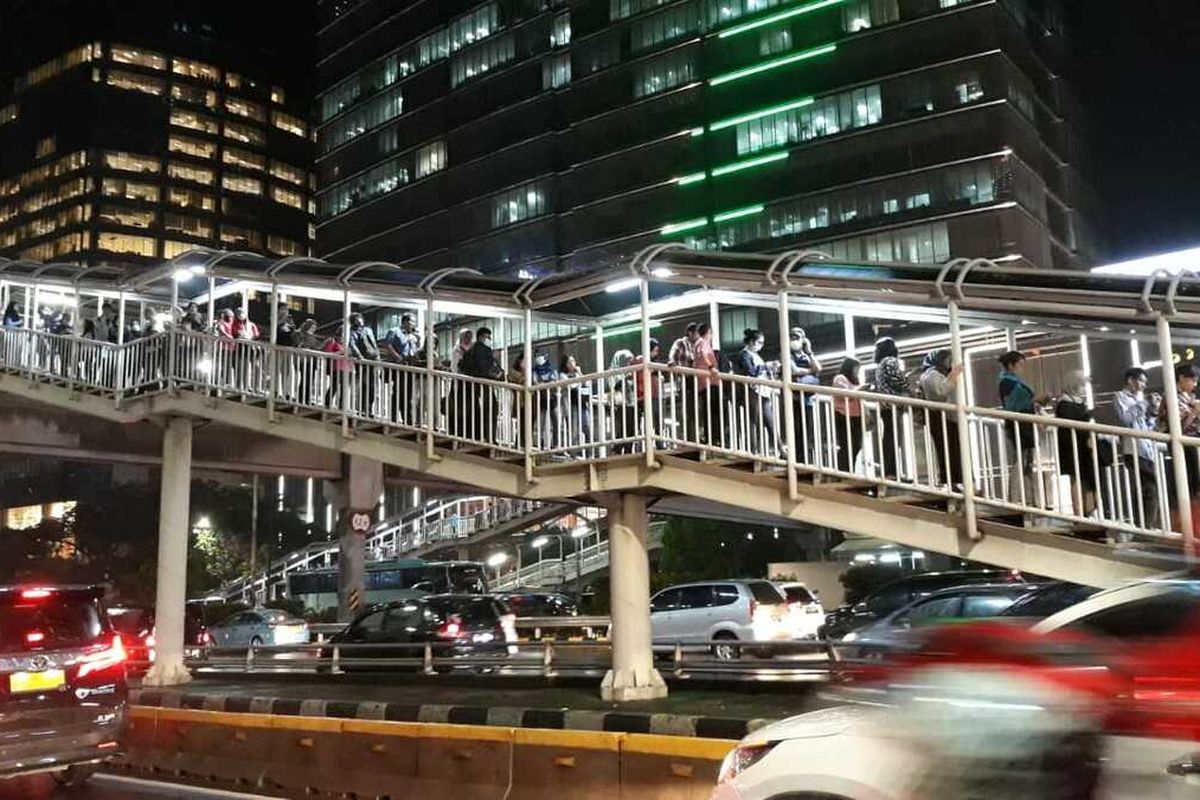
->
[341,289,351,435]
[1157,312,1195,556]
[424,297,437,459]
[777,288,798,500]
[524,305,535,482]
[640,278,656,467]
[267,282,279,421]
[948,300,979,539]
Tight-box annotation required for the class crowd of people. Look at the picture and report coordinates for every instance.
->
[3,297,1195,529]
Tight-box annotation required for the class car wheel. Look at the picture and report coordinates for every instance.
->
[53,765,97,787]
[711,633,741,661]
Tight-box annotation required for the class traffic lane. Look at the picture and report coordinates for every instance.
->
[0,773,277,799]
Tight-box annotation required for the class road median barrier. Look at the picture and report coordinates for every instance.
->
[117,705,736,798]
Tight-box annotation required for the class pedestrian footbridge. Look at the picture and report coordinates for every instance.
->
[0,246,1195,698]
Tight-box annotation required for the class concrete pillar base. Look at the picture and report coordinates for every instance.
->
[600,667,667,702]
[142,659,193,687]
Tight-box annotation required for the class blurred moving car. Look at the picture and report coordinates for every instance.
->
[0,585,127,787]
[840,583,1036,657]
[321,595,517,668]
[823,569,1022,639]
[999,582,1099,625]
[492,591,578,618]
[712,575,1200,800]
[207,608,309,649]
[650,580,790,660]
[107,606,154,674]
[774,583,825,640]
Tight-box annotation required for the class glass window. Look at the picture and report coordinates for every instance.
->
[759,26,792,56]
[223,147,266,171]
[99,205,155,228]
[492,179,548,228]
[166,187,215,210]
[167,162,214,185]
[272,111,307,137]
[1003,585,1097,619]
[268,235,300,256]
[223,121,265,146]
[551,12,571,47]
[735,84,882,156]
[107,69,164,95]
[97,232,156,257]
[842,0,899,32]
[679,585,714,609]
[902,595,961,624]
[111,45,165,70]
[20,44,96,90]
[270,185,305,209]
[782,585,816,604]
[104,151,159,173]
[170,108,219,134]
[543,53,572,89]
[0,104,17,126]
[173,58,220,82]
[651,588,683,612]
[18,232,89,261]
[101,178,159,202]
[747,581,785,605]
[221,175,263,195]
[171,83,217,107]
[610,0,670,20]
[630,3,698,53]
[226,72,242,89]
[220,224,262,249]
[576,35,620,76]
[319,155,410,217]
[271,86,285,104]
[163,240,199,259]
[164,213,213,238]
[962,593,1018,617]
[321,86,403,151]
[450,34,515,88]
[712,585,740,607]
[353,610,386,633]
[270,161,308,186]
[1065,588,1200,640]
[168,135,216,159]
[955,74,985,105]
[448,3,500,52]
[415,140,447,179]
[633,50,695,99]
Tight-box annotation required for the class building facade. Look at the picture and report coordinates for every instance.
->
[0,1,315,268]
[315,0,1097,276]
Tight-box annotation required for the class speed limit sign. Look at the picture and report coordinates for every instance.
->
[350,512,372,533]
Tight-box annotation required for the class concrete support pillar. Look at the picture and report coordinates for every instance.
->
[143,416,194,687]
[336,455,383,621]
[600,492,666,702]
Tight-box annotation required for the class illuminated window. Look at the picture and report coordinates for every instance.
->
[225,97,266,123]
[101,178,159,202]
[171,84,217,107]
[735,85,882,155]
[0,104,17,126]
[955,75,985,105]
[111,45,166,70]
[272,110,307,137]
[220,224,262,249]
[226,72,242,89]
[270,185,305,209]
[21,44,96,89]
[271,86,285,104]
[223,147,266,171]
[18,232,89,261]
[842,0,899,31]
[492,180,548,228]
[632,51,695,98]
[450,34,515,87]
[173,58,220,82]
[759,26,792,56]
[165,240,203,258]
[166,187,215,210]
[167,162,215,185]
[104,151,160,173]
[448,3,500,52]
[99,205,156,228]
[270,161,307,186]
[630,5,696,52]
[268,235,300,255]
[35,137,57,159]
[223,121,265,146]
[221,175,263,195]
[0,205,88,248]
[107,69,164,95]
[170,108,219,134]
[415,140,447,179]
[551,12,571,47]
[610,0,670,20]
[321,86,403,151]
[168,135,216,159]
[164,213,213,238]
[543,53,571,89]
[13,177,87,217]
[98,232,156,257]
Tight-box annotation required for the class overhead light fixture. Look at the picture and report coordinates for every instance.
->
[532,536,549,549]
[605,277,641,293]
[486,552,509,568]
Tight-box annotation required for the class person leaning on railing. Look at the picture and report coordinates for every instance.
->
[832,357,864,474]
[920,349,964,489]
[997,350,1052,503]
[1054,370,1108,517]
[692,322,721,446]
[1114,366,1163,529]
[733,329,783,457]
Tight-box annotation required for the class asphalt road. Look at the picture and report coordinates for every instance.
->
[0,774,274,799]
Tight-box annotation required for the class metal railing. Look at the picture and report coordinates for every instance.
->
[0,326,1190,545]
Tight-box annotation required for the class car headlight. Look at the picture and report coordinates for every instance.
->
[717,742,778,783]
[842,631,859,643]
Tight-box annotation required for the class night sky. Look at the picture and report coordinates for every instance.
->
[1066,0,1200,261]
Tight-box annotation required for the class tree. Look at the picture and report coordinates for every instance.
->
[656,516,810,590]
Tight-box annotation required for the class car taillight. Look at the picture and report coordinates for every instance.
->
[438,616,464,639]
[77,635,127,679]
[21,588,52,599]
[145,633,156,648]
[200,630,211,645]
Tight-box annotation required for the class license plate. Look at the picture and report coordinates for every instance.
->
[10,669,65,693]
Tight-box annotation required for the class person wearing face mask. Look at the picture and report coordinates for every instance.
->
[788,327,823,463]
[733,329,783,457]
[531,350,561,448]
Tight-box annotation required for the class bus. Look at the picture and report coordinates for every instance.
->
[286,559,489,611]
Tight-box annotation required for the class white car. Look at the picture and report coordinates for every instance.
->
[713,576,1200,800]
[651,580,791,660]
[774,582,825,640]
[208,608,310,648]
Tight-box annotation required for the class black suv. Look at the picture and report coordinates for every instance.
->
[0,585,127,785]
[824,569,1024,639]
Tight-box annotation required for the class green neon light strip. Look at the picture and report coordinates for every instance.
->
[675,172,707,186]
[718,0,846,39]
[709,97,815,132]
[709,43,837,86]
[713,204,765,223]
[660,217,709,236]
[711,151,789,178]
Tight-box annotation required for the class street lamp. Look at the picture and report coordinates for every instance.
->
[571,523,590,585]
[531,534,564,586]
[486,551,509,582]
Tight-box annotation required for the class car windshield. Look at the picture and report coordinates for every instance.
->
[782,586,816,604]
[1003,584,1098,618]
[747,582,785,605]
[0,591,106,651]
[426,597,499,626]
[108,608,153,636]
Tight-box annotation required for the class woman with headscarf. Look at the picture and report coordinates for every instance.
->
[608,349,636,451]
[1055,370,1102,516]
[873,337,908,480]
[920,349,964,488]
